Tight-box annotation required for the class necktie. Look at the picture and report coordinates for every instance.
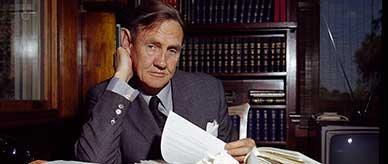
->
[149,96,167,130]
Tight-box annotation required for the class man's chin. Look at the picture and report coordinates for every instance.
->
[140,81,169,94]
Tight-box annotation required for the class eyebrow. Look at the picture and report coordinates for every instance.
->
[144,37,183,50]
[167,44,183,51]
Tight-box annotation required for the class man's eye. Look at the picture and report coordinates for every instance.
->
[147,44,155,49]
[168,49,177,54]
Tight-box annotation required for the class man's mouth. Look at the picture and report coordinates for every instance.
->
[149,71,167,78]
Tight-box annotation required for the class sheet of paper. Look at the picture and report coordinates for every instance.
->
[46,160,97,164]
[161,111,227,163]
[247,147,321,164]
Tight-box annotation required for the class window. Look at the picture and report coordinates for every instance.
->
[0,0,57,112]
[319,0,382,121]
[0,0,43,100]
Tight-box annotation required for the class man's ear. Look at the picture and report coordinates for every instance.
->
[121,28,132,49]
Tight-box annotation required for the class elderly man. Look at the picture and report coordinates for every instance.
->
[75,0,255,163]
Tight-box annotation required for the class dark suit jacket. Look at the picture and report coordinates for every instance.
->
[74,71,233,164]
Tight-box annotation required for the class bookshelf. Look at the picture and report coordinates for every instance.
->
[174,0,297,147]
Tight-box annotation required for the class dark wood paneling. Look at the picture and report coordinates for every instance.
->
[80,12,116,100]
[58,0,81,118]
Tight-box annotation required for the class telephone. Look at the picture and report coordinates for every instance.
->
[116,24,121,48]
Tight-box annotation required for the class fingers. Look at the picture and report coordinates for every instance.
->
[114,47,133,82]
[234,155,246,163]
[227,145,253,156]
[225,138,256,150]
[225,138,256,163]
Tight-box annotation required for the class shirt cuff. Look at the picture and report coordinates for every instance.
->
[107,77,139,101]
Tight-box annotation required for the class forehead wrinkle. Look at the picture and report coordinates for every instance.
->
[136,22,183,47]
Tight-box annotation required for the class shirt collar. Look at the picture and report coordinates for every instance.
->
[141,81,173,116]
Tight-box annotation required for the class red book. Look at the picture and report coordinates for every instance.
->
[274,0,280,22]
[280,0,286,21]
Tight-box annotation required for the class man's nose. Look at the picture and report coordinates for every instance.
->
[153,51,167,70]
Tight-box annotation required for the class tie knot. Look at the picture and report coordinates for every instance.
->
[149,96,166,131]
[149,96,160,111]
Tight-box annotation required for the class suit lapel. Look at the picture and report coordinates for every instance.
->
[171,72,194,120]
[127,71,195,143]
[127,96,161,143]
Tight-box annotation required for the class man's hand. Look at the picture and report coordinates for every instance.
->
[114,47,133,83]
[225,138,256,163]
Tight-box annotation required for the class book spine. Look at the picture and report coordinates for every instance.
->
[205,41,211,73]
[220,0,225,23]
[249,92,286,98]
[217,41,223,73]
[235,39,242,73]
[229,39,235,73]
[263,41,269,72]
[223,39,229,73]
[274,0,280,22]
[202,0,206,24]
[211,39,217,73]
[271,109,276,141]
[267,0,273,21]
[204,0,208,24]
[181,0,187,23]
[208,0,213,24]
[188,39,193,72]
[259,0,266,23]
[246,0,253,23]
[198,40,204,72]
[280,110,285,141]
[190,0,195,24]
[247,109,254,139]
[256,41,261,72]
[255,109,261,142]
[232,0,238,23]
[250,97,286,105]
[196,0,200,24]
[263,109,268,141]
[270,41,276,72]
[213,0,218,24]
[276,41,282,72]
[225,0,231,23]
[240,0,246,23]
[282,41,286,71]
[249,41,255,73]
[193,39,199,72]
[252,0,260,23]
[280,0,286,21]
[243,42,249,73]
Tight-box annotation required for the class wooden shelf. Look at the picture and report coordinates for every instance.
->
[211,72,287,79]
[186,22,297,34]
[250,105,287,109]
[256,141,287,145]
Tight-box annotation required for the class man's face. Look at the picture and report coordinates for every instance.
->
[131,20,184,93]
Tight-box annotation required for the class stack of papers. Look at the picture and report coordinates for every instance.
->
[245,147,321,164]
[161,111,237,164]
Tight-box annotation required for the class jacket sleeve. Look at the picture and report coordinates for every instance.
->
[74,87,131,164]
[215,79,234,142]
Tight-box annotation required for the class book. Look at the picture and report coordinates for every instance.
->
[245,147,321,164]
[249,90,286,98]
[235,39,242,73]
[250,97,286,105]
